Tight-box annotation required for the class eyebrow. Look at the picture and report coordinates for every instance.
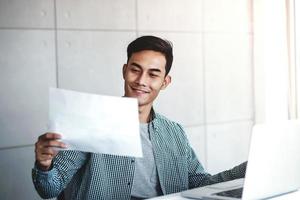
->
[130,62,163,74]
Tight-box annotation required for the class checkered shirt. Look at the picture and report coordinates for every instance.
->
[32,112,247,200]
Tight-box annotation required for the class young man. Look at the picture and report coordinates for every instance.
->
[32,36,247,200]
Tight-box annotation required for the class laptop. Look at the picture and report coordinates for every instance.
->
[181,120,300,199]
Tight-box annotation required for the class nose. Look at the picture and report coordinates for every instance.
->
[135,72,148,86]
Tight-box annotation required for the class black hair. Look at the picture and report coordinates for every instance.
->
[127,35,173,76]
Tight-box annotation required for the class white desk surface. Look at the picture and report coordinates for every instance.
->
[148,189,300,200]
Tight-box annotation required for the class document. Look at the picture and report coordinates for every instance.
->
[48,87,142,157]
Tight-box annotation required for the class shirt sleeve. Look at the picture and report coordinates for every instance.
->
[205,161,247,185]
[186,140,212,188]
[32,150,88,199]
[181,123,247,188]
[187,145,247,188]
[174,124,212,189]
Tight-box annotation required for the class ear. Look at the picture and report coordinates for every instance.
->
[122,64,127,79]
[161,75,171,90]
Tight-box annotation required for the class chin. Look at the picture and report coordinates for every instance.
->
[136,98,148,106]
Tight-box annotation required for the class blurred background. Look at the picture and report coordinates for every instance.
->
[0,0,299,199]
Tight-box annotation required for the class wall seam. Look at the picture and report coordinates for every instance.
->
[54,0,59,88]
[249,0,256,125]
[201,0,208,169]
[135,0,139,37]
[0,144,34,151]
[184,118,254,128]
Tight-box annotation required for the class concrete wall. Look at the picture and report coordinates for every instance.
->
[0,0,253,199]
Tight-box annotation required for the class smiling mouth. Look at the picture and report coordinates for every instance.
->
[131,86,150,94]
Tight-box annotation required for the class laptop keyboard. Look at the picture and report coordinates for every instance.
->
[214,187,244,198]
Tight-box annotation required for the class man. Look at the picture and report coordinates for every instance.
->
[32,36,247,200]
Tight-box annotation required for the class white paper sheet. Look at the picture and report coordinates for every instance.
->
[48,87,142,157]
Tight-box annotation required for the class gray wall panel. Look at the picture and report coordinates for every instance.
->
[0,146,43,199]
[0,30,56,148]
[56,0,136,30]
[137,0,203,31]
[204,33,253,123]
[204,0,250,32]
[0,0,54,28]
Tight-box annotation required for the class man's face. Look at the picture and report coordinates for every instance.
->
[123,50,171,108]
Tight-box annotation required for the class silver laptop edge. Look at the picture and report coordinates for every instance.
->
[181,120,300,200]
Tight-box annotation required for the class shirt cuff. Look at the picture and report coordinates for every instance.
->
[32,162,55,182]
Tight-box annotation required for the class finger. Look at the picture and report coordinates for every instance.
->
[37,148,61,161]
[36,152,53,162]
[37,138,67,149]
[36,158,53,170]
[37,153,54,161]
[38,147,58,155]
[39,132,62,140]
[44,140,67,148]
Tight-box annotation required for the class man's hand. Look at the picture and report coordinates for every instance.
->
[35,132,67,171]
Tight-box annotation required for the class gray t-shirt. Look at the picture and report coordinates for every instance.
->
[131,123,162,199]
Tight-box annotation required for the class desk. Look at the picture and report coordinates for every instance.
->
[148,189,300,200]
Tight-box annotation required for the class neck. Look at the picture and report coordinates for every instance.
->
[138,104,152,123]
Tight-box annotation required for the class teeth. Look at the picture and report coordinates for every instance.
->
[131,86,149,93]
[134,88,146,93]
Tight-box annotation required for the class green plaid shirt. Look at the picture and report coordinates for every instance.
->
[32,112,247,200]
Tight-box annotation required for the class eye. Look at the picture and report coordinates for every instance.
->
[149,73,159,78]
[130,68,140,73]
